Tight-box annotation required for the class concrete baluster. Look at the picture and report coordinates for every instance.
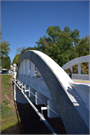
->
[35,92,48,105]
[47,100,59,118]
[23,61,25,82]
[19,66,21,80]
[13,63,17,80]
[70,66,73,78]
[25,60,27,83]
[37,69,41,77]
[89,62,90,80]
[14,83,16,101]
[26,60,29,84]
[21,63,23,81]
[22,62,24,81]
[70,66,73,73]
[20,65,22,80]
[29,60,31,75]
[78,63,81,79]
[30,61,35,87]
[13,63,17,72]
[28,61,35,102]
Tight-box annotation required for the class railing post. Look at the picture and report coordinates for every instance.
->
[14,83,16,101]
[70,66,73,73]
[13,63,17,72]
[13,63,17,80]
[37,69,41,77]
[26,60,30,84]
[30,61,35,87]
[78,63,81,79]
[89,62,90,80]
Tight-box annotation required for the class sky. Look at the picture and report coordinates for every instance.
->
[1,0,89,63]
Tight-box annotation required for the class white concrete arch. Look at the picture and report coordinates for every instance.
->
[62,55,90,80]
[15,50,89,134]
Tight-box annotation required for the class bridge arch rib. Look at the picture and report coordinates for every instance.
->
[16,50,89,134]
[62,55,90,80]
[62,55,90,69]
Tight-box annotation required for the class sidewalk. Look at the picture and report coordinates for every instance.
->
[72,78,90,85]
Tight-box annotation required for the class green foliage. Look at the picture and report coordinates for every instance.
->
[1,74,18,133]
[13,25,89,67]
[12,46,37,65]
[36,25,89,67]
[76,37,89,57]
[1,40,11,69]
[3,82,10,89]
[3,89,9,94]
[12,54,20,66]
[1,75,12,83]
[1,75,12,89]
[3,100,9,105]
[1,41,10,57]
[36,26,79,66]
[1,103,15,120]
[1,56,11,70]
[64,26,71,33]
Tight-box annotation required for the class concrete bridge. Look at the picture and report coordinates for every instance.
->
[13,50,90,134]
[62,55,90,80]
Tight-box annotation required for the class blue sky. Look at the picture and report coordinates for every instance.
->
[1,1,89,63]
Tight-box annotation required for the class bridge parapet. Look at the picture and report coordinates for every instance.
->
[70,82,90,110]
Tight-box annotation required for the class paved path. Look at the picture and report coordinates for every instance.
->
[72,78,90,85]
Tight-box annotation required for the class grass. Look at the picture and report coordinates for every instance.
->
[3,100,9,105]
[1,103,18,132]
[3,90,9,94]
[1,75,12,82]
[1,75,12,89]
[1,75,19,132]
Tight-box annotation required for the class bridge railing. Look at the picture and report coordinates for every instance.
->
[72,73,89,80]
[70,82,90,110]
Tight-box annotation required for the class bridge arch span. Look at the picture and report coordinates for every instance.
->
[15,50,89,134]
[62,55,90,80]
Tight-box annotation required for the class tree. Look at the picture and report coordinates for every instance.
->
[70,29,80,47]
[46,26,61,43]
[1,40,11,69]
[64,26,71,33]
[12,54,20,66]
[1,56,11,70]
[16,46,26,54]
[12,46,37,65]
[1,41,10,57]
[76,36,89,57]
[36,25,78,66]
